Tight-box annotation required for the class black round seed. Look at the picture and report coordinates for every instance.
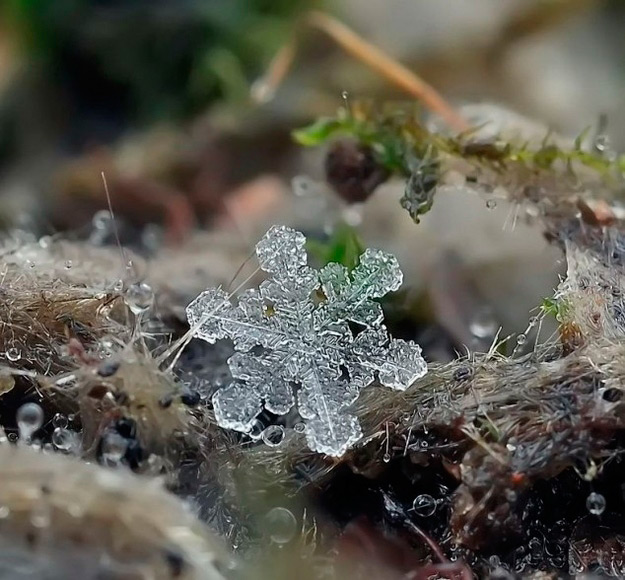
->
[180,390,200,406]
[97,360,121,377]
[159,394,174,408]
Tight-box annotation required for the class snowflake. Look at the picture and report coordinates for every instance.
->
[186,225,427,456]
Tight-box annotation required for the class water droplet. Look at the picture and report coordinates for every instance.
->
[486,199,497,210]
[7,432,17,443]
[16,403,43,442]
[294,422,305,434]
[247,419,264,440]
[264,507,297,544]
[6,347,20,362]
[586,491,606,515]
[383,453,391,463]
[113,279,124,293]
[516,333,527,346]
[64,260,72,270]
[342,204,363,226]
[125,282,154,315]
[52,413,67,429]
[101,432,128,465]
[26,260,35,269]
[412,493,437,517]
[262,425,285,447]
[30,502,50,528]
[52,427,75,451]
[141,224,163,253]
[528,316,538,326]
[489,555,501,568]
[92,210,112,231]
[125,260,136,278]
[470,306,497,339]
[292,175,315,197]
[595,134,609,153]
[38,236,52,249]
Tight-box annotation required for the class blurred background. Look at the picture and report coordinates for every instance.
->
[0,0,624,357]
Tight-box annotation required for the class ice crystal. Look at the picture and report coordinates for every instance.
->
[186,225,427,456]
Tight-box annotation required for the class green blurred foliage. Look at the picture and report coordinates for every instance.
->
[306,222,364,271]
[4,0,313,122]
[295,102,625,223]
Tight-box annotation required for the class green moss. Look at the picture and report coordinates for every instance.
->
[306,223,364,271]
[294,103,625,222]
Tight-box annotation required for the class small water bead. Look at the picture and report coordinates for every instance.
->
[141,224,163,253]
[292,175,315,197]
[6,347,21,362]
[113,279,124,293]
[125,282,154,315]
[7,432,17,443]
[294,422,305,434]
[247,420,264,440]
[125,260,137,278]
[100,432,128,465]
[516,333,527,346]
[486,199,497,210]
[16,403,44,441]
[470,306,497,339]
[342,204,363,227]
[412,493,437,517]
[52,427,74,451]
[38,235,52,249]
[261,425,285,447]
[528,316,538,327]
[52,413,68,429]
[264,507,297,544]
[64,260,73,270]
[92,210,112,231]
[383,453,391,463]
[586,491,606,515]
[30,501,51,528]
[525,204,540,218]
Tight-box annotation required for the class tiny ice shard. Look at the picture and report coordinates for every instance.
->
[186,225,427,456]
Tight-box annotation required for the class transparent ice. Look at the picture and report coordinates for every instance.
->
[186,225,427,456]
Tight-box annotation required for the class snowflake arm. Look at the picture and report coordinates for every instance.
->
[318,248,402,327]
[186,224,428,456]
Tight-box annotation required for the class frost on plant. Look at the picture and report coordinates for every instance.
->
[186,225,427,456]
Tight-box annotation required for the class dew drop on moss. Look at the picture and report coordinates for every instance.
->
[262,425,285,447]
[264,507,297,544]
[125,282,154,315]
[586,491,606,515]
[52,427,75,451]
[16,403,43,442]
[412,493,437,517]
[6,347,20,362]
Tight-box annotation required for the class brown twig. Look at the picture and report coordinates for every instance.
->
[252,11,468,132]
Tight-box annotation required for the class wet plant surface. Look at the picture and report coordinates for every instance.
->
[5,3,625,578]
